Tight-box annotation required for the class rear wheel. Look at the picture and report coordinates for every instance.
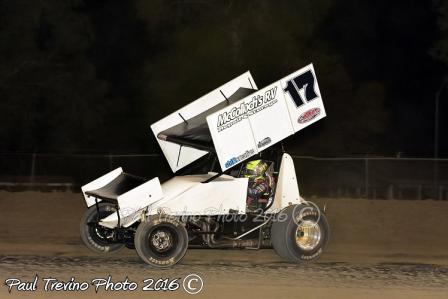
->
[134,216,188,268]
[271,204,329,262]
[80,202,125,253]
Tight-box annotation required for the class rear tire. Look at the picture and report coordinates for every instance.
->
[134,216,188,268]
[271,204,329,262]
[80,202,125,253]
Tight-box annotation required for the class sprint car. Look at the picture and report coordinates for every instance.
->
[80,64,330,267]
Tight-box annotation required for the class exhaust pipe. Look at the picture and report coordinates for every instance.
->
[201,221,259,248]
[209,238,259,248]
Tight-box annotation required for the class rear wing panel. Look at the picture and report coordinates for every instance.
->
[207,64,325,171]
[281,64,326,133]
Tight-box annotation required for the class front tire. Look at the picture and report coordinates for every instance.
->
[134,216,188,268]
[271,204,329,262]
[80,202,125,253]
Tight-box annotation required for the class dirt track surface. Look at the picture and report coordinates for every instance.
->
[0,191,448,298]
[1,251,448,299]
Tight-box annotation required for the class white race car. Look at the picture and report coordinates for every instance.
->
[80,64,330,267]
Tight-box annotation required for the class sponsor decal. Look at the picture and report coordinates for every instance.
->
[217,87,278,132]
[257,137,271,149]
[298,107,321,124]
[225,149,255,168]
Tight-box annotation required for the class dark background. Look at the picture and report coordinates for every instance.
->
[1,0,447,158]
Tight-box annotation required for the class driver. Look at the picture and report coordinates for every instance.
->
[242,160,272,209]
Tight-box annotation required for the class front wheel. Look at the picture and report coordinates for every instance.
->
[134,216,188,268]
[80,202,125,253]
[271,204,330,262]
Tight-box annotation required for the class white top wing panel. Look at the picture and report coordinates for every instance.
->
[207,64,325,171]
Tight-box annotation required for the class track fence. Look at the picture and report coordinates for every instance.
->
[0,153,446,200]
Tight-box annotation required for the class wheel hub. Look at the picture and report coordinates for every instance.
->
[295,220,321,251]
[94,225,114,240]
[150,229,173,252]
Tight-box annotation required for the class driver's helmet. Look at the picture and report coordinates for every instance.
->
[243,160,269,180]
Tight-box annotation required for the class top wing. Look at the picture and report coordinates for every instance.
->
[206,63,326,171]
[151,72,257,173]
[156,87,256,152]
